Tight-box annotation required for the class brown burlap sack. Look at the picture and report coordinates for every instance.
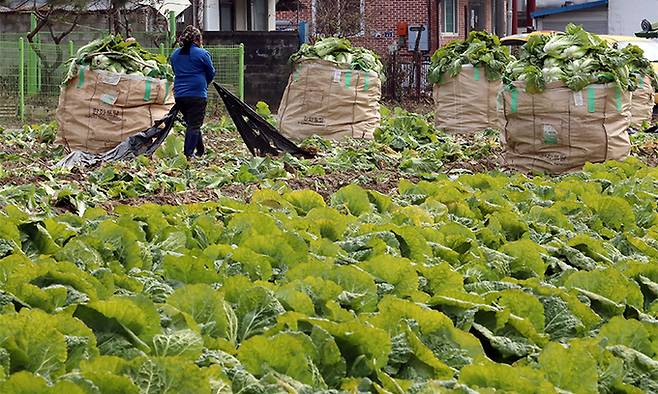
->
[499,81,631,174]
[56,67,174,153]
[631,75,655,127]
[432,65,501,135]
[277,59,381,141]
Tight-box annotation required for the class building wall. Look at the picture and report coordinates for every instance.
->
[278,0,431,55]
[204,0,276,31]
[536,7,608,33]
[430,0,494,49]
[536,0,592,7]
[608,0,658,36]
[277,0,495,57]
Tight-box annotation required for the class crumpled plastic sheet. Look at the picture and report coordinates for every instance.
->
[55,109,179,169]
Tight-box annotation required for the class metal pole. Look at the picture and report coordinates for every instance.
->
[36,31,41,92]
[506,0,513,36]
[18,37,25,122]
[526,0,536,31]
[512,0,518,34]
[191,0,197,27]
[238,43,245,100]
[169,10,176,49]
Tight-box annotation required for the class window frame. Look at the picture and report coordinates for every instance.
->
[442,0,458,35]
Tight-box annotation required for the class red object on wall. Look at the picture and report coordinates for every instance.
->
[397,21,409,36]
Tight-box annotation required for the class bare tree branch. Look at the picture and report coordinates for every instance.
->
[23,0,85,92]
[27,8,52,42]
[314,0,376,38]
[53,13,79,43]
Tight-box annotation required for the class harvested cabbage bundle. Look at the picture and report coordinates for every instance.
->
[289,37,385,79]
[428,31,513,84]
[622,44,658,91]
[504,24,641,93]
[63,35,173,84]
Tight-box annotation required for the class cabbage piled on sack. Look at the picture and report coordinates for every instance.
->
[289,37,384,79]
[428,31,512,84]
[503,24,651,93]
[63,35,173,84]
[622,44,658,91]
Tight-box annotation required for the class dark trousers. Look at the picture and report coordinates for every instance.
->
[176,97,207,157]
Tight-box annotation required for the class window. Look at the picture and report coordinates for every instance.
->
[442,0,457,34]
[312,0,365,37]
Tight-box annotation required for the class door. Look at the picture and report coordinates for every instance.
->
[469,0,485,31]
[250,0,268,31]
[220,0,234,31]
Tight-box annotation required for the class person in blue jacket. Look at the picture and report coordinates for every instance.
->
[170,25,216,158]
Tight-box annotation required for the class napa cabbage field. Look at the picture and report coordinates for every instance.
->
[1,108,658,393]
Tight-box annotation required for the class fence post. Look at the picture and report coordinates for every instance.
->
[18,37,25,122]
[160,43,165,57]
[69,40,74,58]
[168,11,176,49]
[238,43,245,101]
[27,13,37,96]
[36,33,41,92]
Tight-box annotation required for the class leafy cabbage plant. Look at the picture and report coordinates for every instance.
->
[0,159,657,392]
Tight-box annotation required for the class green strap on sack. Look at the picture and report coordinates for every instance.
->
[164,80,170,102]
[639,77,645,88]
[587,86,596,113]
[293,64,301,81]
[364,73,370,91]
[615,87,622,112]
[474,67,481,81]
[144,80,152,102]
[345,70,352,88]
[76,66,85,89]
[510,87,518,113]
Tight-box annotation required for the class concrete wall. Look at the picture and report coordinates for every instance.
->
[608,0,658,36]
[0,9,166,46]
[203,31,299,108]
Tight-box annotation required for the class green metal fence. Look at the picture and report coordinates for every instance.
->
[0,35,244,122]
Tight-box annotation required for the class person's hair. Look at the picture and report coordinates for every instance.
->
[179,25,202,54]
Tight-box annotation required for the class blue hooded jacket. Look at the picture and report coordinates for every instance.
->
[170,44,216,99]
